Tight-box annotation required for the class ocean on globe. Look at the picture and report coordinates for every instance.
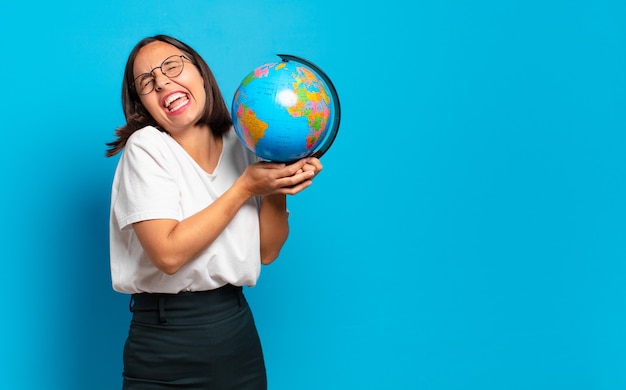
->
[231,54,340,162]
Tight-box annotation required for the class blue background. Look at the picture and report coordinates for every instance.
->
[1,0,625,389]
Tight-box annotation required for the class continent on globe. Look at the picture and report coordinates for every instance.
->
[285,67,330,150]
[234,104,268,151]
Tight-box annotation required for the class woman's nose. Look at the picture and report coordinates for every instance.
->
[153,72,170,91]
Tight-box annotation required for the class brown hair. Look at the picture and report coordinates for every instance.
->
[105,35,232,157]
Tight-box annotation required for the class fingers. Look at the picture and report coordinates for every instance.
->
[280,168,315,188]
[243,158,322,196]
[263,160,316,194]
[292,157,323,176]
[274,179,314,195]
[304,157,323,172]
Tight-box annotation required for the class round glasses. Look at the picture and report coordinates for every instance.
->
[133,55,190,95]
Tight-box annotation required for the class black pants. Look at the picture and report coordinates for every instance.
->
[123,285,267,390]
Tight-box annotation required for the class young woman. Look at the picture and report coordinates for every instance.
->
[106,34,322,389]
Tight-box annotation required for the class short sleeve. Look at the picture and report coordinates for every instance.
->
[112,127,182,230]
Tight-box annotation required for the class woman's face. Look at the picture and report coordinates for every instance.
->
[133,41,206,135]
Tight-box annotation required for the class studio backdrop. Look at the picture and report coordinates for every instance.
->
[1,1,625,389]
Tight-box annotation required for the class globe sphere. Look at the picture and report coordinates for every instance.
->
[231,55,340,162]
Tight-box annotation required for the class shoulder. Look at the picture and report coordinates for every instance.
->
[118,126,181,171]
[126,126,170,149]
[123,126,179,162]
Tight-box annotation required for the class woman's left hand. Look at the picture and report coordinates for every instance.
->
[297,157,323,178]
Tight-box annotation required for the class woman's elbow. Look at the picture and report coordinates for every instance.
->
[150,255,185,275]
[260,250,280,265]
[159,264,181,275]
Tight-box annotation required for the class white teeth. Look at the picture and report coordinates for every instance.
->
[169,97,189,112]
[164,92,188,109]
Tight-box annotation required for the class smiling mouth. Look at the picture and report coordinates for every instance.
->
[164,92,189,112]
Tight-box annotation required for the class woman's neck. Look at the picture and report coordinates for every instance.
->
[174,126,223,174]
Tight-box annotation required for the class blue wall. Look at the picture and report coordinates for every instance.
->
[2,0,625,388]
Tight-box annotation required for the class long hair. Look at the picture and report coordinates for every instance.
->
[105,35,232,157]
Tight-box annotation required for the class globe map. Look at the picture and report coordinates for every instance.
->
[232,57,338,162]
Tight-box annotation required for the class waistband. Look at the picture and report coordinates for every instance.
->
[130,284,245,325]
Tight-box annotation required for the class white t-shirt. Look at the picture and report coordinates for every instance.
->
[109,126,261,294]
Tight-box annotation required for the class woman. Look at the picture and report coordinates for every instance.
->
[106,35,321,389]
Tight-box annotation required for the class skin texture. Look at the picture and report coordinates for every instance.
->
[130,41,322,274]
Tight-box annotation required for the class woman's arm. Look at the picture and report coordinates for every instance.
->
[259,157,323,265]
[258,194,289,265]
[132,180,251,275]
[132,159,318,274]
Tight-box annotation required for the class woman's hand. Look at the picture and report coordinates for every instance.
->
[239,157,323,197]
[297,157,322,177]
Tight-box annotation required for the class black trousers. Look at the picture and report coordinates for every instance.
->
[123,284,267,390]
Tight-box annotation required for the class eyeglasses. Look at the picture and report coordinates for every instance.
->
[133,55,191,95]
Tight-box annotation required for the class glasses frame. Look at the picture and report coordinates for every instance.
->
[133,55,191,95]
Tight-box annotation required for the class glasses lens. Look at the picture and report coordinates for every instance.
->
[162,56,184,78]
[134,74,155,95]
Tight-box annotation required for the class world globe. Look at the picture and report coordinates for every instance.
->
[231,54,340,162]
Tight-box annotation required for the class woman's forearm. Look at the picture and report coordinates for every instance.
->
[258,194,290,265]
